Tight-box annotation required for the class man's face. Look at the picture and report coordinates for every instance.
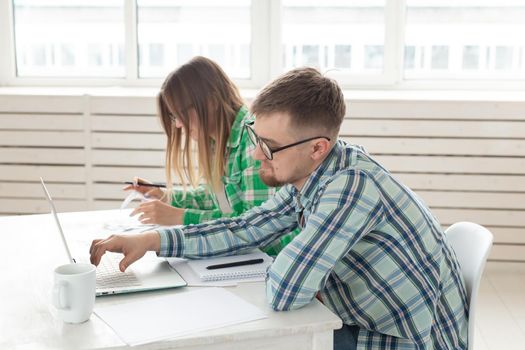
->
[252,112,314,189]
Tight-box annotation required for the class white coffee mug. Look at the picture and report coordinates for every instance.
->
[52,263,96,324]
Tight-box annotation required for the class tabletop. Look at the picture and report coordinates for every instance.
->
[0,209,342,350]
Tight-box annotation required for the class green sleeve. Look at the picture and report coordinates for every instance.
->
[170,186,222,225]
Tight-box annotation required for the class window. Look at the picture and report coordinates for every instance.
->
[136,0,251,79]
[364,45,384,70]
[431,46,449,70]
[4,0,525,88]
[13,0,125,77]
[334,45,352,69]
[282,0,386,76]
[404,0,525,80]
[462,46,480,70]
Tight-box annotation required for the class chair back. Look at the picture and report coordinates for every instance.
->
[445,222,493,350]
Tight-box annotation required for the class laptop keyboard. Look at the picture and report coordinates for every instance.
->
[96,253,141,288]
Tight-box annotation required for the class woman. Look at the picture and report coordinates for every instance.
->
[125,56,296,255]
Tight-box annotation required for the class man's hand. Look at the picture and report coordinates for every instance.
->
[89,232,161,272]
[130,200,184,226]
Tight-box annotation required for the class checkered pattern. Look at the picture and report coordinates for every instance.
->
[159,140,469,349]
[170,106,299,255]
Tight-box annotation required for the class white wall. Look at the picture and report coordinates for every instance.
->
[0,89,524,262]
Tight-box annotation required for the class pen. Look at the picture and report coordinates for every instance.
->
[206,258,264,270]
[123,181,166,188]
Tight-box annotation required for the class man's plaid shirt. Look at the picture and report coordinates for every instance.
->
[159,140,469,349]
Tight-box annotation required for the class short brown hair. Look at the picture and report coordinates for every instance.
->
[251,67,345,136]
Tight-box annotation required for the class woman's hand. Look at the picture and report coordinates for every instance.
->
[123,176,167,202]
[130,200,184,226]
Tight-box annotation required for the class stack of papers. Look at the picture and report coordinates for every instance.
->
[95,287,267,346]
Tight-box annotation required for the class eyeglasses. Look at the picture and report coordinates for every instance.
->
[168,105,193,123]
[244,121,330,160]
[168,113,180,123]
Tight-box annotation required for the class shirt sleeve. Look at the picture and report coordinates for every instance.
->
[175,164,278,226]
[170,169,276,225]
[157,186,299,258]
[186,163,277,225]
[170,186,223,225]
[266,170,385,311]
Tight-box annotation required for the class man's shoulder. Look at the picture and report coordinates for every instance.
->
[325,141,379,178]
[339,140,368,153]
[321,167,376,191]
[337,140,386,175]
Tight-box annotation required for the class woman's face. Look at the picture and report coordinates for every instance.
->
[172,108,200,141]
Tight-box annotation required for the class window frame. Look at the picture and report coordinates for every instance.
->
[1,0,525,90]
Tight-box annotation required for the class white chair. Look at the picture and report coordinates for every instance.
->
[444,222,493,350]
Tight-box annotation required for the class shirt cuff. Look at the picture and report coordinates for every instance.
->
[183,208,218,225]
[182,209,196,225]
[156,227,184,257]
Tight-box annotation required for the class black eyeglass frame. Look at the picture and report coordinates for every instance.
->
[244,121,331,160]
[168,105,194,124]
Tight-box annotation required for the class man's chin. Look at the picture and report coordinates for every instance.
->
[259,170,284,187]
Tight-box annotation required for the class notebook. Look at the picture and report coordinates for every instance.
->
[186,251,273,282]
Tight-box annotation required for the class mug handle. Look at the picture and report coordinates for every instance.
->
[52,280,69,310]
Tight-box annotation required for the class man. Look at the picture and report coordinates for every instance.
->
[90,68,468,350]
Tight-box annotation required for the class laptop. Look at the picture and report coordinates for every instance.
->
[40,177,187,296]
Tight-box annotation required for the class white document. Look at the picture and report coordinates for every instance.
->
[120,190,145,210]
[101,207,157,233]
[94,288,267,346]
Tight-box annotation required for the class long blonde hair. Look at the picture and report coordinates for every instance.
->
[158,56,243,194]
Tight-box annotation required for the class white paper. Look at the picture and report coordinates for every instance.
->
[101,206,157,233]
[94,288,267,346]
[120,190,144,210]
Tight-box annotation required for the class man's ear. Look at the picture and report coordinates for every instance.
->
[311,138,332,160]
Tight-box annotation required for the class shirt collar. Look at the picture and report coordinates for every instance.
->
[227,105,249,149]
[295,140,349,207]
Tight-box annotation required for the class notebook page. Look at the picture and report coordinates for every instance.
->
[186,251,273,282]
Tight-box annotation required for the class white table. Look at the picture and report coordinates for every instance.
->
[0,209,342,350]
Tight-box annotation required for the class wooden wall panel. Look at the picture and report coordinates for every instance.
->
[0,92,523,262]
[91,166,165,183]
[0,198,87,215]
[91,115,161,132]
[341,119,525,138]
[0,95,86,216]
[0,165,85,182]
[344,98,525,262]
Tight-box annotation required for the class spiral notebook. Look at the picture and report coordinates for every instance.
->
[186,251,273,282]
